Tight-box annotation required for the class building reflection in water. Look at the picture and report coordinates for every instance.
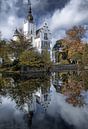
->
[21,76,52,128]
[0,71,88,129]
[0,71,88,110]
[0,74,51,128]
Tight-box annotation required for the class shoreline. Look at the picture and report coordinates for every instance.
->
[0,64,88,74]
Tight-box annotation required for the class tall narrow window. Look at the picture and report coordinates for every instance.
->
[44,94,48,101]
[44,33,48,40]
[31,37,33,42]
[31,30,32,34]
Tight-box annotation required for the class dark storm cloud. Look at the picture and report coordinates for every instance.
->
[0,0,69,38]
[32,0,70,15]
[15,0,70,20]
[0,0,88,40]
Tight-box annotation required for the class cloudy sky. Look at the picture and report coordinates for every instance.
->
[0,0,88,41]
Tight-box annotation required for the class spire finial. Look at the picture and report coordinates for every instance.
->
[28,0,32,14]
[28,0,31,5]
[27,0,33,23]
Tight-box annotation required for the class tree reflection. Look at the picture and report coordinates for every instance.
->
[0,71,88,115]
[0,73,52,128]
[0,73,51,112]
[82,71,88,90]
[52,71,88,107]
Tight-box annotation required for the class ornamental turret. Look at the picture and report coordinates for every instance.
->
[23,0,36,47]
[27,3,34,23]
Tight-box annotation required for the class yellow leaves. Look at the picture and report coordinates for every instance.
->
[20,50,41,67]
[60,60,69,65]
[62,26,86,61]
[82,44,88,65]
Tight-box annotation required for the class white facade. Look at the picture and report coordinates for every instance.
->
[13,36,18,41]
[23,20,36,48]
[23,19,52,59]
[23,4,52,59]
[13,4,52,60]
[24,87,51,113]
[35,23,52,59]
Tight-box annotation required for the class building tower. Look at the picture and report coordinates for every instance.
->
[13,29,20,41]
[23,0,36,47]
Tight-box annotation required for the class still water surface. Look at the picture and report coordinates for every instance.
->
[0,71,88,129]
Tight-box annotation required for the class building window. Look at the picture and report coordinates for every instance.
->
[44,33,48,40]
[31,30,32,34]
[31,37,33,42]
[44,94,48,101]
[41,41,50,48]
[42,41,44,47]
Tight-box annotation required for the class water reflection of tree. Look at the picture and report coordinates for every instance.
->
[0,74,51,129]
[0,74,51,110]
[0,76,14,96]
[82,71,88,90]
[53,71,88,107]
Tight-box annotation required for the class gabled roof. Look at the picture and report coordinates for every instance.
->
[36,28,42,35]
[14,29,20,36]
[36,28,42,39]
[53,39,63,50]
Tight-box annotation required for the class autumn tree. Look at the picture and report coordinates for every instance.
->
[82,44,88,66]
[40,49,52,69]
[19,50,41,68]
[19,49,52,70]
[64,26,86,63]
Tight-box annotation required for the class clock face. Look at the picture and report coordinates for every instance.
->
[27,14,33,23]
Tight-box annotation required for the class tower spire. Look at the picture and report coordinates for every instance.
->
[27,0,33,23]
[28,0,31,5]
[29,3,32,14]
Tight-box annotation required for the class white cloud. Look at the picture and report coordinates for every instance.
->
[0,97,26,129]
[0,0,24,39]
[48,91,88,129]
[46,0,88,42]
[0,0,88,41]
[49,0,88,30]
[0,18,24,39]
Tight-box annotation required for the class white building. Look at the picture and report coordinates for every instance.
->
[35,23,52,58]
[13,1,52,59]
[24,87,51,113]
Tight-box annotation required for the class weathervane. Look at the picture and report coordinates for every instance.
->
[28,0,31,6]
[28,0,32,12]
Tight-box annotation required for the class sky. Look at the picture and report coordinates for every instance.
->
[0,0,88,42]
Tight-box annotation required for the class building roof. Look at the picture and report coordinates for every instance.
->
[14,29,20,36]
[36,29,41,35]
[35,28,42,39]
[53,39,63,51]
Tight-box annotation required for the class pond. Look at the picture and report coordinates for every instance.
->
[0,71,88,129]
